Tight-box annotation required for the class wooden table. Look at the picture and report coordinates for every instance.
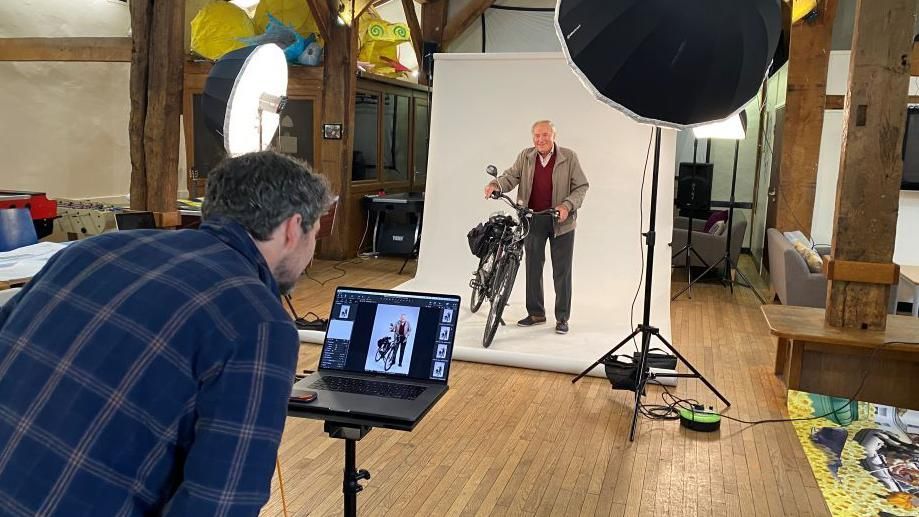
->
[762,305,919,410]
[901,265,919,317]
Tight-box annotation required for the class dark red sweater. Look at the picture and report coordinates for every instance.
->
[529,151,556,211]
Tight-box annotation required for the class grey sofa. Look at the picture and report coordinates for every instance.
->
[671,211,746,269]
[766,228,828,308]
[766,228,898,312]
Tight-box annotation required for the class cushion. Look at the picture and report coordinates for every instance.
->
[793,241,823,273]
[784,230,813,248]
[703,210,728,233]
[708,220,726,236]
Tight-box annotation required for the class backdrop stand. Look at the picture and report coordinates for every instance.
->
[572,128,731,442]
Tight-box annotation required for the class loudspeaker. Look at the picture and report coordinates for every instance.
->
[376,219,418,255]
[676,162,713,213]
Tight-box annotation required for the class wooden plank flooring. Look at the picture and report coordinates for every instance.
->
[262,257,829,516]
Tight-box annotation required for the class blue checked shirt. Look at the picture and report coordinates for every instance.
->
[0,219,300,516]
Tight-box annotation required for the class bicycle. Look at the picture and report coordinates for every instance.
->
[469,166,558,348]
[374,336,398,371]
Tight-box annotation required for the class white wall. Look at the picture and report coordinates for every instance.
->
[0,0,187,201]
[402,52,675,375]
[813,50,919,301]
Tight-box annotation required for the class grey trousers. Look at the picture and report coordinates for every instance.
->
[524,215,575,322]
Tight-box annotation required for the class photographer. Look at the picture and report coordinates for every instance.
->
[0,151,331,515]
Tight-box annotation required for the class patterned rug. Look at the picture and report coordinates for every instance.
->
[787,390,919,516]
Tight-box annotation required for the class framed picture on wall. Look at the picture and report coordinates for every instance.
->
[323,123,343,140]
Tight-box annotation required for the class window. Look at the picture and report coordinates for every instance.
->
[352,92,380,181]
[382,94,411,182]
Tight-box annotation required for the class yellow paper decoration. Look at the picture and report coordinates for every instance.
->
[254,0,322,43]
[791,0,818,23]
[190,0,256,61]
[359,14,411,78]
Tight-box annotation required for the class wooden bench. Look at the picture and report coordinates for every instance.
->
[761,304,919,410]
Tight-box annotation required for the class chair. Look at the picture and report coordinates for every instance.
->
[0,209,38,252]
[671,210,747,269]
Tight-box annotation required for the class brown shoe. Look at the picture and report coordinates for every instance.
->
[517,315,547,327]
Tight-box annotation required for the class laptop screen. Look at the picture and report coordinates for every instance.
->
[115,211,157,230]
[319,287,461,383]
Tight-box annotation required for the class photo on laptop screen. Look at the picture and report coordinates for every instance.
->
[320,288,460,382]
[364,305,420,375]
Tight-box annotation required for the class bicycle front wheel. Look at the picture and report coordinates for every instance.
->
[483,256,519,348]
[384,344,397,371]
[470,252,494,313]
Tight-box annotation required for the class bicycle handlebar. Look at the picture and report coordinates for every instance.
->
[489,190,559,219]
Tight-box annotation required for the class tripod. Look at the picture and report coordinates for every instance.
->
[670,139,766,304]
[572,128,730,442]
[671,139,712,300]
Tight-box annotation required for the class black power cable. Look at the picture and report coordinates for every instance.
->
[636,339,919,427]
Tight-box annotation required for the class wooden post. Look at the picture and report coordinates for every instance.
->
[775,0,838,237]
[315,4,360,259]
[419,0,449,85]
[129,0,184,216]
[826,0,917,330]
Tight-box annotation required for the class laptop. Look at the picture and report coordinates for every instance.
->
[115,211,157,231]
[291,286,461,423]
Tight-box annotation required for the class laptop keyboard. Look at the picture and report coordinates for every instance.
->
[309,376,427,400]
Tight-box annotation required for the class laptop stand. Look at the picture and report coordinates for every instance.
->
[324,422,372,517]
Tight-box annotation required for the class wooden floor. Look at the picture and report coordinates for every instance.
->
[262,257,830,517]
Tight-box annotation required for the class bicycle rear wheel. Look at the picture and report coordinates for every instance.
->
[483,256,519,348]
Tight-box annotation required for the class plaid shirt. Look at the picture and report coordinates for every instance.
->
[0,219,299,516]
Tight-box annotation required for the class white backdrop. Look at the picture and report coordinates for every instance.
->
[398,53,676,377]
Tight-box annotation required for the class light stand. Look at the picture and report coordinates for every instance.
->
[572,127,731,442]
[670,117,766,304]
[671,139,712,300]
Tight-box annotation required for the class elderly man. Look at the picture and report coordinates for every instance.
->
[484,120,589,334]
[0,151,330,515]
[393,313,412,366]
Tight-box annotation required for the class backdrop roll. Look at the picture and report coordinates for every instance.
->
[398,53,676,376]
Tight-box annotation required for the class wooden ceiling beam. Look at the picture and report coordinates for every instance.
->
[402,0,423,65]
[421,0,448,44]
[442,0,494,47]
[0,37,131,62]
[305,0,333,41]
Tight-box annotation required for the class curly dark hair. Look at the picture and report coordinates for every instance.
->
[202,151,332,240]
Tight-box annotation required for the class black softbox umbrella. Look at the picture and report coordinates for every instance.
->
[561,0,781,442]
[555,0,781,128]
